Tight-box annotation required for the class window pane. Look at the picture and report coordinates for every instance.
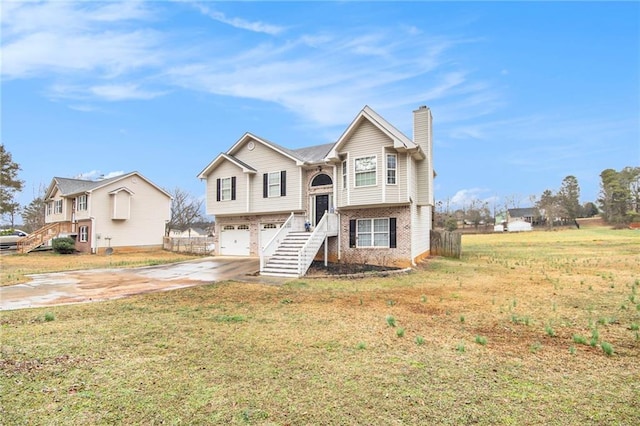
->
[221,178,232,201]
[359,233,372,247]
[355,156,376,172]
[374,233,389,247]
[356,171,376,186]
[374,218,388,232]
[357,220,371,233]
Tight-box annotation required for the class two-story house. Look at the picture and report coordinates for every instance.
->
[198,105,434,277]
[18,171,171,254]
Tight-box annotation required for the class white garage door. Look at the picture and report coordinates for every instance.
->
[260,223,282,251]
[219,224,250,256]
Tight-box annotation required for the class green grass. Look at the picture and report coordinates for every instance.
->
[1,227,639,424]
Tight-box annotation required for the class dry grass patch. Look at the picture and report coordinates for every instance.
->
[1,227,639,424]
[0,250,199,286]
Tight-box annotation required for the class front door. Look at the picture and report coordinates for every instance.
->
[315,194,329,225]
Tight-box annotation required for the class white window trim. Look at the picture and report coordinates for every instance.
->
[220,177,232,201]
[356,217,390,248]
[386,154,397,185]
[354,155,377,187]
[268,171,281,198]
[54,199,63,214]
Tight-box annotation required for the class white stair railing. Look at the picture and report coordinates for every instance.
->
[297,211,337,276]
[260,213,306,271]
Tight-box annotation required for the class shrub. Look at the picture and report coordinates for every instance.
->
[52,237,76,254]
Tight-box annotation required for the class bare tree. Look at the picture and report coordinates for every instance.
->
[166,188,204,236]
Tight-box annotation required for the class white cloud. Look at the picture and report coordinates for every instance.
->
[191,3,284,35]
[74,170,125,180]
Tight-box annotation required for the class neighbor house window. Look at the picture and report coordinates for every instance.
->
[342,160,347,189]
[77,194,87,211]
[386,154,397,185]
[79,226,88,242]
[263,171,286,198]
[54,200,63,214]
[46,202,52,215]
[216,177,236,201]
[356,218,389,247]
[354,156,377,187]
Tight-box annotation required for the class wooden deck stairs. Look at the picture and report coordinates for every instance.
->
[17,222,72,254]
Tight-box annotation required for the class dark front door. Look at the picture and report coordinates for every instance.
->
[315,194,329,225]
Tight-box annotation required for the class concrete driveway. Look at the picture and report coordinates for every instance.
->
[0,257,263,311]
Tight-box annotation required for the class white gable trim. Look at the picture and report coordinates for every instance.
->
[197,152,258,179]
[228,133,304,166]
[326,106,416,161]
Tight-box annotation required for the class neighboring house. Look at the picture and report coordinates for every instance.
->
[508,207,540,224]
[18,172,171,254]
[494,208,538,232]
[198,105,435,277]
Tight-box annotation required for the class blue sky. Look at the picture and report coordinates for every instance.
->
[2,1,639,218]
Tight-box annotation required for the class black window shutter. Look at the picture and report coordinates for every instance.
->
[263,173,268,198]
[216,178,221,202]
[349,219,356,248]
[389,218,397,248]
[231,177,236,201]
[280,170,287,196]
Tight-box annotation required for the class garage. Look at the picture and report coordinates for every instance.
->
[260,223,282,251]
[219,224,250,256]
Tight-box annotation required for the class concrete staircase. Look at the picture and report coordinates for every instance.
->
[261,231,312,277]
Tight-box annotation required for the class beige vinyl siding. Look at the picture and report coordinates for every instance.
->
[383,151,409,204]
[413,107,432,206]
[206,161,247,216]
[233,140,300,214]
[90,176,170,250]
[335,121,411,208]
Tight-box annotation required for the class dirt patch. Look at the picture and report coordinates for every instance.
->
[306,261,402,277]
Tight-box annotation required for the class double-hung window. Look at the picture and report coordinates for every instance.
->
[386,154,397,185]
[54,200,63,214]
[342,160,347,189]
[77,194,88,211]
[268,172,280,197]
[357,218,389,247]
[79,226,88,242]
[220,177,232,201]
[263,171,286,198]
[354,156,376,187]
[216,177,236,201]
[46,202,52,216]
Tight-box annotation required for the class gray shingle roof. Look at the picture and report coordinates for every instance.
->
[53,174,125,196]
[291,142,335,163]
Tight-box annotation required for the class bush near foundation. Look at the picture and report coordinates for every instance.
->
[52,237,76,254]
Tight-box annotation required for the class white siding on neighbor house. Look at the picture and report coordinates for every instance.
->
[336,120,395,208]
[45,189,72,224]
[90,176,170,250]
[205,161,248,216]
[111,191,131,220]
[222,139,301,216]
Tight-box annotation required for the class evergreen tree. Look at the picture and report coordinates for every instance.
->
[599,168,631,224]
[558,175,581,221]
[0,145,24,217]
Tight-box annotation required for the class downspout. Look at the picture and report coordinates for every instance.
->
[90,217,96,254]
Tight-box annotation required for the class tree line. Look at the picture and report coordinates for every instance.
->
[435,167,639,231]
